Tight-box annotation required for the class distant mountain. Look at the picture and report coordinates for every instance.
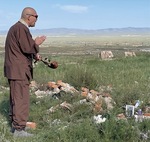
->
[30,27,150,36]
[1,27,150,36]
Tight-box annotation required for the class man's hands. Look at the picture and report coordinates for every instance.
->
[34,36,46,62]
[35,35,46,45]
[34,53,42,61]
[34,35,58,69]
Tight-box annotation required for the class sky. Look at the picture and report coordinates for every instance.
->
[0,0,149,30]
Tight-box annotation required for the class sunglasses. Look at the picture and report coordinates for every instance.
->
[26,14,38,19]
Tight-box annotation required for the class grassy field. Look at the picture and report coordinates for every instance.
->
[0,35,150,141]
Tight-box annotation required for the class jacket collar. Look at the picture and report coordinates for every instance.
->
[19,19,28,28]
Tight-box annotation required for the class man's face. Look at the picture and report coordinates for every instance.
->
[27,13,38,27]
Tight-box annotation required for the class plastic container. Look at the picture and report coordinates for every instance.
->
[137,109,143,122]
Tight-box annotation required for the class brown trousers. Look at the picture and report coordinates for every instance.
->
[8,76,30,130]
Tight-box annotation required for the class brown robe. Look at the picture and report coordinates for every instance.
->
[4,21,39,80]
[4,21,39,130]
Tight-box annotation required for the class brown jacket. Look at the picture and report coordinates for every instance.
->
[4,21,39,80]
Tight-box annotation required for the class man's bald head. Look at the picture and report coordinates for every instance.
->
[21,7,37,20]
[20,7,38,27]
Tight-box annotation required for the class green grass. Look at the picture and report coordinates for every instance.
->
[1,47,150,141]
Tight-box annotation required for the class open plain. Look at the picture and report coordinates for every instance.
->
[0,34,150,141]
[1,35,150,57]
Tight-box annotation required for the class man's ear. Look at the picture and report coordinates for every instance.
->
[27,16,30,21]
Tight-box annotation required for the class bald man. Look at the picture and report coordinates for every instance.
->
[4,7,46,137]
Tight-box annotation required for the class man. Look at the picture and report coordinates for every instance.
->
[4,7,46,137]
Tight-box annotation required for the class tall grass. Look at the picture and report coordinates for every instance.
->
[0,52,150,141]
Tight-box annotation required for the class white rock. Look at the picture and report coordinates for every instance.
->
[93,115,106,124]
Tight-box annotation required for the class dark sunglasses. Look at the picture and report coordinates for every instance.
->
[26,14,38,19]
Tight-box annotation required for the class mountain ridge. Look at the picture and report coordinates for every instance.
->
[0,27,150,36]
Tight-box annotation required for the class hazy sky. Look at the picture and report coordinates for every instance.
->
[0,0,149,30]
